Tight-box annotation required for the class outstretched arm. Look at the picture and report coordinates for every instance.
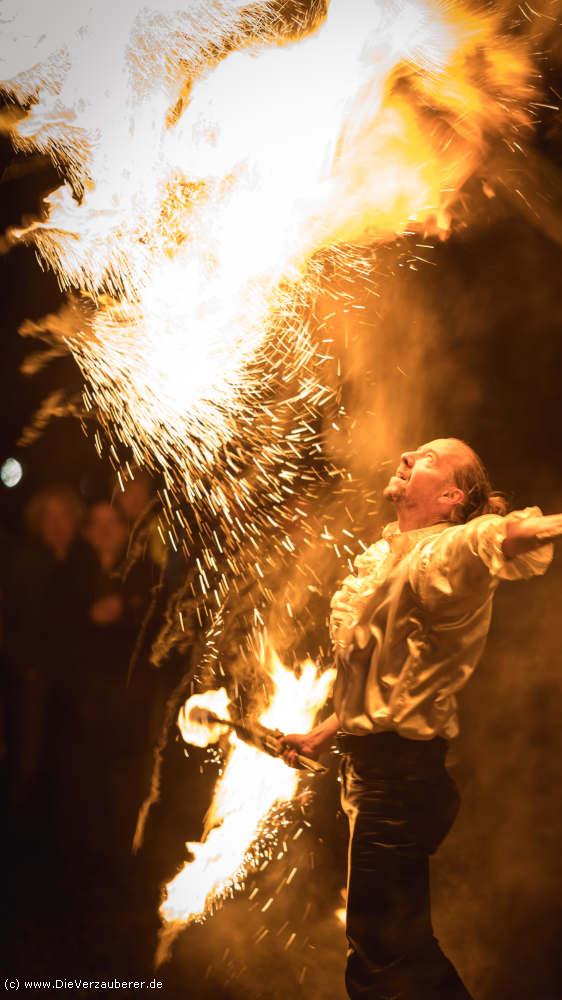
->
[502,513,562,559]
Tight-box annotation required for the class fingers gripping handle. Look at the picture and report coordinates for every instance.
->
[293,753,328,775]
[190,708,328,774]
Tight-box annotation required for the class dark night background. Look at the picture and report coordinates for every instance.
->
[2,15,562,1000]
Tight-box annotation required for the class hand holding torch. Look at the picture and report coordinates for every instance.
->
[189,706,327,775]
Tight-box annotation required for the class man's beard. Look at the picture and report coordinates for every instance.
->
[383,475,406,503]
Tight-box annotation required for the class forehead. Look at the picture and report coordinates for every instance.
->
[43,497,73,517]
[90,504,120,524]
[417,438,471,466]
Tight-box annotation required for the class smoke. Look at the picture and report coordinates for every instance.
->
[431,562,562,998]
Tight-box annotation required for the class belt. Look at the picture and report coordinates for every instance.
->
[335,730,448,776]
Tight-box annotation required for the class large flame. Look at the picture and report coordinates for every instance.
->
[161,646,335,933]
[1,0,534,508]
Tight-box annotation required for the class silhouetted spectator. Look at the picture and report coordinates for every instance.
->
[3,486,97,826]
[61,501,159,863]
[115,469,166,570]
[116,470,155,525]
[83,500,129,625]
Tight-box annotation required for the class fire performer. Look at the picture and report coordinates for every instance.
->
[282,437,559,1000]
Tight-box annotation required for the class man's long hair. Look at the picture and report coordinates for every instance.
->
[450,444,507,523]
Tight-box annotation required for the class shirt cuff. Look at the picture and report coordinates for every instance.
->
[476,507,554,581]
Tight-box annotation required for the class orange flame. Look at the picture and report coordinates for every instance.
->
[161,646,335,935]
[1,0,534,496]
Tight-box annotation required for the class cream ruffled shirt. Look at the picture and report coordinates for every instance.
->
[330,508,553,740]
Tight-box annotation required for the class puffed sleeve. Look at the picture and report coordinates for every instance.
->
[467,507,554,581]
[411,508,553,608]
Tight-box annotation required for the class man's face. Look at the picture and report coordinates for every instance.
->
[84,502,128,558]
[383,438,471,517]
[40,498,77,553]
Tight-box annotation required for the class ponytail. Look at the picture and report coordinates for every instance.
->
[450,446,508,523]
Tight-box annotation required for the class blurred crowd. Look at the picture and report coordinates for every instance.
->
[0,473,164,869]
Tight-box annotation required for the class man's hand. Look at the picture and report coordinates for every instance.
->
[280,712,340,769]
[282,732,322,768]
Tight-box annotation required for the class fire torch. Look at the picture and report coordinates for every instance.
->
[188,706,328,775]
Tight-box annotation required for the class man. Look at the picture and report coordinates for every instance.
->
[282,438,559,1000]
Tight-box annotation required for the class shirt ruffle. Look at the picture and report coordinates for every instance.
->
[330,539,391,651]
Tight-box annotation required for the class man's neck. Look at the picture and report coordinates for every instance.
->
[396,507,448,533]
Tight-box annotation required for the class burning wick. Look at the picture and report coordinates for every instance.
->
[189,705,327,776]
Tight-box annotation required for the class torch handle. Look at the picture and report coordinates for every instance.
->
[258,727,328,775]
[198,711,328,775]
[294,753,328,775]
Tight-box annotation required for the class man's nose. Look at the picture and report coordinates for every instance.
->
[400,450,416,467]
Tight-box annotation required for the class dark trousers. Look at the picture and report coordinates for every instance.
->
[339,732,473,1000]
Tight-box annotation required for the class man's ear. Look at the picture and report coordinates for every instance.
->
[439,485,465,518]
[443,486,464,505]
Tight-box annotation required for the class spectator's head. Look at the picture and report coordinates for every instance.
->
[116,470,155,523]
[25,486,84,561]
[83,501,128,570]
